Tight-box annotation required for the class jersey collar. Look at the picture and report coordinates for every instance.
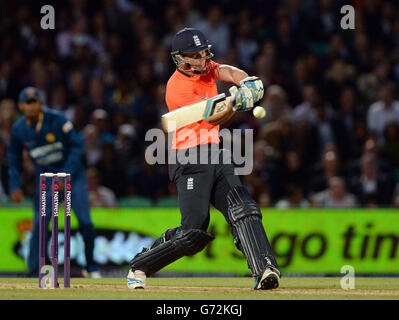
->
[26,111,44,132]
[177,68,192,78]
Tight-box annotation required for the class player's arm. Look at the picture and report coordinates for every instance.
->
[58,116,84,176]
[7,126,25,203]
[203,65,246,126]
[217,64,264,105]
[216,65,249,86]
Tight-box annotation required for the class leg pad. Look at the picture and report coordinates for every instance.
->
[227,186,280,277]
[129,229,214,276]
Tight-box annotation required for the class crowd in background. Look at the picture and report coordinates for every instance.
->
[1,0,399,208]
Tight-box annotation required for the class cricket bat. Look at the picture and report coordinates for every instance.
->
[161,86,238,133]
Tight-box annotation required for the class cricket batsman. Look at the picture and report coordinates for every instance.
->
[7,87,100,278]
[128,28,280,290]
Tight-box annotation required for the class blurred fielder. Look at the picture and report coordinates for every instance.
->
[128,28,280,290]
[7,87,100,278]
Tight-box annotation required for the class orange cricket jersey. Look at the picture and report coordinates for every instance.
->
[166,61,221,150]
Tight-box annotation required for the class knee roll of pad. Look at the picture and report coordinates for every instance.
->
[227,186,263,222]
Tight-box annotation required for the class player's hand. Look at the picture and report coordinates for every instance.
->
[232,85,254,112]
[240,76,264,102]
[205,103,234,126]
[11,190,24,203]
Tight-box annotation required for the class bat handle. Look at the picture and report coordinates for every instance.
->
[229,86,238,99]
[228,86,238,107]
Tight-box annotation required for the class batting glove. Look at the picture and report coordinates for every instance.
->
[230,85,254,112]
[240,76,264,102]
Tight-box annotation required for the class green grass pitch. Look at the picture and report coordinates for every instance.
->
[1,277,399,300]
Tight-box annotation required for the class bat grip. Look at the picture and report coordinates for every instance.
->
[228,86,238,106]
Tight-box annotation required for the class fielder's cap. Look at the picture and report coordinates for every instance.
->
[171,28,211,55]
[18,87,42,103]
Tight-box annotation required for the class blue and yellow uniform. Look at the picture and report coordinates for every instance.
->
[8,91,98,276]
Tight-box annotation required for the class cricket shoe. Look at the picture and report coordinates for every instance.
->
[127,270,146,289]
[254,268,280,290]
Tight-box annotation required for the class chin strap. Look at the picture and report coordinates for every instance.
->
[180,61,210,76]
[172,49,214,76]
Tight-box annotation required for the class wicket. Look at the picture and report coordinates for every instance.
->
[39,172,71,289]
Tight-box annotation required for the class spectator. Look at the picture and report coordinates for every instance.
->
[82,124,102,167]
[292,84,320,124]
[0,137,8,199]
[194,4,230,58]
[327,35,349,63]
[0,61,18,101]
[323,59,354,109]
[92,53,118,90]
[334,87,365,163]
[257,188,272,208]
[357,61,390,106]
[57,19,87,57]
[251,140,281,200]
[253,49,279,89]
[312,176,358,208]
[56,19,103,58]
[308,0,339,42]
[96,143,126,197]
[91,11,108,48]
[367,82,399,144]
[381,122,399,168]
[281,150,306,192]
[152,45,171,83]
[273,15,305,65]
[115,123,139,169]
[91,108,115,145]
[66,104,89,132]
[86,77,109,113]
[127,156,168,200]
[49,85,68,111]
[68,70,87,105]
[290,120,321,172]
[275,184,310,209]
[312,102,338,157]
[109,78,135,115]
[87,167,117,208]
[235,19,259,69]
[179,0,202,27]
[349,154,395,207]
[0,99,16,143]
[308,147,342,195]
[286,58,310,106]
[260,85,291,123]
[392,184,399,208]
[350,136,394,185]
[349,32,371,74]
